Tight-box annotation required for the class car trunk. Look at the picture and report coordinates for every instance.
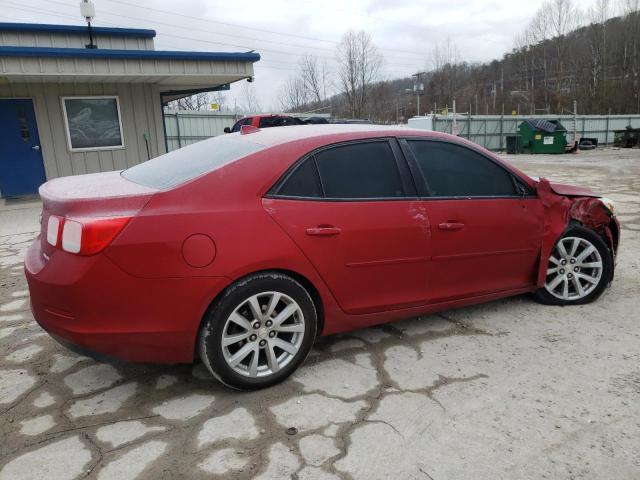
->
[38,171,157,257]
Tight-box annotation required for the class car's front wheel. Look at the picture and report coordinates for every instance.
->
[198,272,317,390]
[534,226,613,305]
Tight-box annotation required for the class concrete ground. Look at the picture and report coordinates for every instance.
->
[1,149,639,480]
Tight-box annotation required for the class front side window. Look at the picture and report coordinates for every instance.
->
[231,118,252,133]
[407,140,516,197]
[61,96,124,151]
[314,141,404,199]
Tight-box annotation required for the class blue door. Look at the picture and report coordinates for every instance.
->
[0,99,47,197]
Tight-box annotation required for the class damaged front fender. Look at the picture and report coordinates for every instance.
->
[536,178,619,287]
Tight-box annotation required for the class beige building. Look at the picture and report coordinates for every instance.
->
[0,22,259,198]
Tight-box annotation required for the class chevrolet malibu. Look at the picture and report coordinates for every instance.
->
[25,125,620,390]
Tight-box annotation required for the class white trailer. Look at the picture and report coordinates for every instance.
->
[407,116,434,131]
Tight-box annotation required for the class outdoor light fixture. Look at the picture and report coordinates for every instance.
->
[80,0,97,49]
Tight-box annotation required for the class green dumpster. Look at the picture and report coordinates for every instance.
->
[517,119,568,154]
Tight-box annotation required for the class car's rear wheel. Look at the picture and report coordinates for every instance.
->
[198,272,317,390]
[534,226,613,305]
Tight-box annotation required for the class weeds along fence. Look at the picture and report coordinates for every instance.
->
[163,109,640,152]
[431,114,640,151]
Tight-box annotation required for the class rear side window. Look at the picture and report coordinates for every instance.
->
[259,117,284,128]
[278,157,323,197]
[122,135,264,189]
[314,141,404,199]
[407,140,515,197]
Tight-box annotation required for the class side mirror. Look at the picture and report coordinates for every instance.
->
[223,127,231,134]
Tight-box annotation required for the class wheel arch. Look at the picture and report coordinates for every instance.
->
[194,268,325,360]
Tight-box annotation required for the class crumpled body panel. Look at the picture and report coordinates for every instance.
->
[536,178,619,287]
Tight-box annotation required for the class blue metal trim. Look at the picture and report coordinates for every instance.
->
[0,46,261,62]
[0,22,156,38]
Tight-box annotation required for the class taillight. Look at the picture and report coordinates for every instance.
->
[46,215,61,246]
[61,219,82,253]
[47,216,131,256]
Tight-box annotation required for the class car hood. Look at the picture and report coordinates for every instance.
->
[548,181,600,197]
[531,177,600,197]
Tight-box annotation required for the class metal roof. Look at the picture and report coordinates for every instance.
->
[0,46,260,62]
[0,22,156,38]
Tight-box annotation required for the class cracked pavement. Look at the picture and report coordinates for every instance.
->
[1,149,639,479]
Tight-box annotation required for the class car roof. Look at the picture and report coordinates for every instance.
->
[240,113,292,119]
[231,123,451,147]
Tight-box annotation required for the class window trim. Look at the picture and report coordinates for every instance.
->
[399,137,537,200]
[61,95,125,152]
[266,138,416,202]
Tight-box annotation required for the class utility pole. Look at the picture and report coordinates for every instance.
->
[452,99,458,136]
[573,99,578,146]
[412,72,426,117]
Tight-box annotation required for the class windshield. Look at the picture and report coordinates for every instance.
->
[122,134,265,189]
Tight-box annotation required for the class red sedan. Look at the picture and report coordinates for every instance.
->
[25,125,620,390]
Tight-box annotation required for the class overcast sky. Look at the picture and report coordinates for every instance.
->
[1,0,604,110]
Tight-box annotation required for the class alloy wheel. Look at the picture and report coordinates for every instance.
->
[544,236,603,301]
[221,291,305,378]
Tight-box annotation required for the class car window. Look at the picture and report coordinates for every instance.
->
[259,117,283,128]
[282,117,304,126]
[277,157,322,197]
[231,118,252,132]
[122,134,264,189]
[407,140,516,197]
[314,141,404,199]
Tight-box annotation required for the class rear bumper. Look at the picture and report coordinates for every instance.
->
[25,239,230,363]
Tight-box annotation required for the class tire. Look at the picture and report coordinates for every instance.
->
[534,225,613,306]
[198,272,317,390]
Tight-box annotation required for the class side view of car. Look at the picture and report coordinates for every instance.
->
[223,114,305,133]
[25,125,620,390]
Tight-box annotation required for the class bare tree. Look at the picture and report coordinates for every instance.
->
[238,83,262,114]
[619,0,640,14]
[430,38,460,71]
[428,39,463,109]
[169,92,213,110]
[547,0,578,38]
[210,92,227,111]
[336,30,383,118]
[299,55,330,105]
[279,76,309,112]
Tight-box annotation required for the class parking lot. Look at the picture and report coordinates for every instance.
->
[1,149,639,480]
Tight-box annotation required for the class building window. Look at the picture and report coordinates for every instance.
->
[61,96,125,151]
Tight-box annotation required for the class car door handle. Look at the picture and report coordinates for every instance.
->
[438,222,465,231]
[306,226,341,236]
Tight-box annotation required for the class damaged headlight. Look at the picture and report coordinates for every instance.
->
[600,197,616,215]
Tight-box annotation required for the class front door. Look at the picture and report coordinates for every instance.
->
[0,99,47,197]
[402,138,543,302]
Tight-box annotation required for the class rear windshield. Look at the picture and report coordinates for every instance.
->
[122,135,265,189]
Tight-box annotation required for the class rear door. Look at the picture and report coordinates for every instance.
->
[402,139,543,302]
[263,139,431,315]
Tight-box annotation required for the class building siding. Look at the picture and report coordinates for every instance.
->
[0,82,166,191]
